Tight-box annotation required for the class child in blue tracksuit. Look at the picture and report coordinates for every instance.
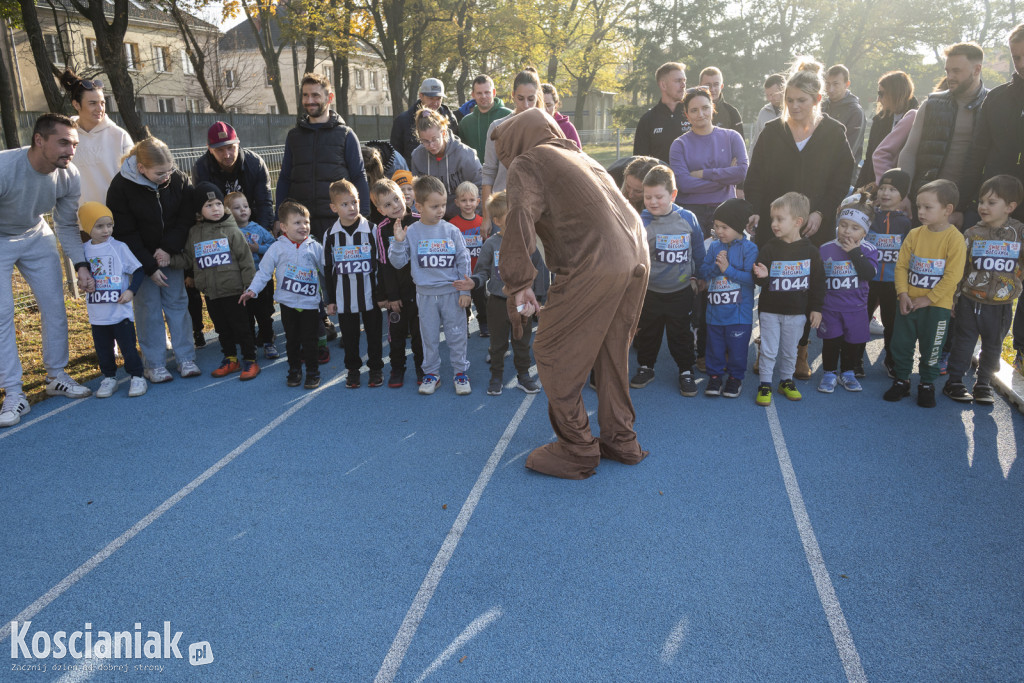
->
[226,191,278,359]
[699,198,759,398]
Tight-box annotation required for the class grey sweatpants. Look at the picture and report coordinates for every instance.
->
[759,311,805,384]
[417,291,469,377]
[0,225,69,393]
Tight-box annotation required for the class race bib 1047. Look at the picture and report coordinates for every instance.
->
[708,275,740,306]
[908,255,945,289]
[654,233,690,264]
[281,264,318,297]
[971,240,1020,274]
[194,238,233,269]
[824,259,858,290]
[768,259,810,292]
[867,233,902,263]
[333,244,373,275]
[417,239,455,269]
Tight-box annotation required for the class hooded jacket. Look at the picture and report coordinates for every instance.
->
[192,147,274,230]
[491,108,648,295]
[169,214,256,300]
[958,217,1024,305]
[107,156,194,276]
[390,101,460,162]
[71,115,132,206]
[552,112,582,150]
[822,91,866,165]
[247,235,325,310]
[640,205,706,293]
[460,98,513,162]
[409,130,483,220]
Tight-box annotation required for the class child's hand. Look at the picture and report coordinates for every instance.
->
[453,275,475,291]
[458,294,471,309]
[387,300,402,313]
[716,250,729,273]
[326,303,337,315]
[249,241,259,253]
[238,290,255,305]
[752,262,768,278]
[154,248,170,267]
[911,295,931,311]
[838,234,862,252]
[118,290,134,304]
[809,311,822,328]
[392,223,407,242]
[184,276,195,289]
[898,292,913,315]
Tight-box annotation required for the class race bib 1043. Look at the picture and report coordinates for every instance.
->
[654,233,690,264]
[824,259,859,290]
[908,255,945,289]
[333,244,373,275]
[971,240,1020,274]
[194,238,233,269]
[868,233,902,263]
[417,239,455,269]
[768,259,810,292]
[708,275,740,306]
[281,264,318,297]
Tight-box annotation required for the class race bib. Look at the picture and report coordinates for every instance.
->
[194,238,233,269]
[244,231,260,247]
[333,244,373,275]
[493,250,500,268]
[908,255,945,289]
[86,274,123,304]
[824,259,858,290]
[971,240,1020,274]
[417,239,455,269]
[465,235,483,259]
[867,233,902,263]
[768,259,810,292]
[654,233,690,264]
[708,275,740,306]
[281,264,318,297]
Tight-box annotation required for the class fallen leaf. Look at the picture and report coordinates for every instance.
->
[459,656,467,663]
[86,501,93,505]
[659,491,663,495]
[442,504,447,510]
[840,574,848,579]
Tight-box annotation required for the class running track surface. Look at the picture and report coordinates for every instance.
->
[2,316,1023,682]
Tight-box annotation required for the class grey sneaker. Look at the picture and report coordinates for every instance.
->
[179,360,201,378]
[487,377,503,395]
[45,371,91,398]
[517,374,541,394]
[0,393,30,428]
[145,367,173,384]
[128,376,148,397]
[630,365,655,388]
[96,377,118,399]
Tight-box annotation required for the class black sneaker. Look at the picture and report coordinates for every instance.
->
[883,379,911,402]
[304,372,321,390]
[318,345,331,364]
[388,370,405,388]
[194,332,207,349]
[705,375,723,397]
[917,382,936,408]
[722,376,742,398]
[630,365,655,388]
[853,359,865,378]
[942,381,973,402]
[346,372,360,389]
[678,371,697,397]
[368,370,384,388]
[286,368,302,387]
[517,374,541,394]
[973,383,995,405]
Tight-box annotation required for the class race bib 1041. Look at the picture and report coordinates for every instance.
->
[194,238,233,269]
[333,244,373,275]
[768,259,810,292]
[417,239,455,269]
[868,233,902,263]
[654,233,690,264]
[708,275,740,306]
[824,259,859,290]
[908,255,945,289]
[281,264,318,297]
[971,240,1020,274]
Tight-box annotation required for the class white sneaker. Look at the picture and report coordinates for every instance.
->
[144,367,173,384]
[869,317,884,335]
[45,371,91,398]
[454,373,472,395]
[0,393,30,427]
[179,360,201,378]
[128,376,148,397]
[96,377,118,398]
[419,374,439,395]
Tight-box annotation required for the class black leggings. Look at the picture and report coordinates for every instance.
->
[821,337,866,373]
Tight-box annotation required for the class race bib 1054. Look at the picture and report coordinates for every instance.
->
[654,233,690,264]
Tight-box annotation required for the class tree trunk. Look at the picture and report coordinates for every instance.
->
[242,1,289,116]
[291,42,300,116]
[333,49,349,119]
[0,41,21,148]
[168,2,225,113]
[304,36,315,75]
[546,54,558,84]
[20,1,68,113]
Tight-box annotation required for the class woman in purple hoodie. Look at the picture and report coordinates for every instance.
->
[669,87,748,236]
[541,83,582,150]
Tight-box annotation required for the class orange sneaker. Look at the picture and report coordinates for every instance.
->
[239,360,260,381]
[211,357,240,377]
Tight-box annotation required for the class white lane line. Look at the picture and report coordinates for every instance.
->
[414,606,503,682]
[374,393,537,683]
[766,403,866,683]
[961,411,976,467]
[0,372,346,644]
[0,398,83,440]
[659,617,688,664]
[344,456,378,477]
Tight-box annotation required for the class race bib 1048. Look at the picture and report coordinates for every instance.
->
[708,275,740,306]
[281,264,318,297]
[867,233,902,263]
[654,233,690,264]
[86,274,123,304]
[465,235,483,258]
[971,240,1020,274]
[824,259,859,290]
[908,255,945,289]
[333,244,373,275]
[194,238,233,269]
[417,239,455,269]
[768,259,810,292]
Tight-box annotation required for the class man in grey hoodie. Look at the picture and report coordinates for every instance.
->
[822,64,865,181]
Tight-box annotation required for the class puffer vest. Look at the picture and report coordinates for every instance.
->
[912,84,988,194]
[284,111,351,237]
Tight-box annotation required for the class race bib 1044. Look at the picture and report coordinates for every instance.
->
[824,259,859,290]
[868,233,902,263]
[708,275,740,306]
[86,274,123,304]
[417,239,455,269]
[333,244,373,275]
[768,259,810,292]
[971,240,1020,274]
[281,264,319,297]
[465,235,483,258]
[908,255,945,289]
[194,238,233,269]
[654,233,690,264]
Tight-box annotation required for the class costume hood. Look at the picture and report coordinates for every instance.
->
[491,108,572,167]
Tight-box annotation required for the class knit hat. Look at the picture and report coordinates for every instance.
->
[78,201,113,234]
[713,198,754,237]
[879,168,910,199]
[392,170,414,187]
[207,121,238,149]
[836,193,872,233]
[194,181,224,214]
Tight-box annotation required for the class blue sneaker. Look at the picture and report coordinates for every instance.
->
[838,370,862,392]
[818,371,838,393]
[263,343,280,360]
[419,374,439,395]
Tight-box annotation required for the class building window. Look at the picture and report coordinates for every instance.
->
[124,42,140,71]
[158,97,175,113]
[224,69,237,89]
[85,38,99,66]
[45,34,65,66]
[323,65,333,85]
[268,104,278,114]
[373,105,380,115]
[154,46,170,73]
[355,70,364,89]
[369,71,378,90]
[135,97,146,113]
[181,49,195,75]
[227,106,240,114]
[186,98,202,113]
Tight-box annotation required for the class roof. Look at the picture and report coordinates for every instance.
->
[35,0,218,32]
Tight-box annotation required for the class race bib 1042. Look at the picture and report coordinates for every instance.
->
[708,275,740,306]
[417,239,455,269]
[824,259,859,290]
[333,244,373,275]
[281,264,318,297]
[194,238,233,269]
[868,233,902,263]
[908,255,945,289]
[654,233,690,264]
[971,240,1020,274]
[768,259,810,292]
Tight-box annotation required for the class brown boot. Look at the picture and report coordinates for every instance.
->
[795,343,811,380]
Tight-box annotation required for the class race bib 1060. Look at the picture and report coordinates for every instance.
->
[867,233,902,263]
[417,239,455,269]
[971,240,1020,274]
[708,275,739,306]
[465,235,482,258]
[908,255,945,289]
[194,238,233,269]
[654,233,690,264]
[824,259,858,290]
[768,259,810,292]
[333,244,373,275]
[281,264,318,297]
